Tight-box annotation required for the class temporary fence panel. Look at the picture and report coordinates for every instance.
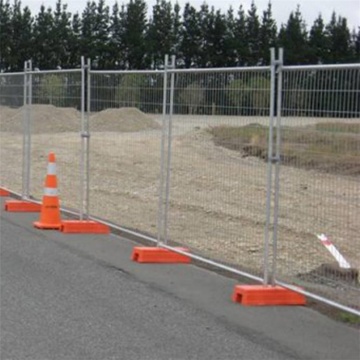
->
[0,70,26,195]
[275,64,360,312]
[88,68,165,238]
[161,65,273,278]
[28,68,83,211]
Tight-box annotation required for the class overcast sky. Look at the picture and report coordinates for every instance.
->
[21,0,360,30]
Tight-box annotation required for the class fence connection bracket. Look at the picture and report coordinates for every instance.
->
[232,285,306,306]
[131,246,191,264]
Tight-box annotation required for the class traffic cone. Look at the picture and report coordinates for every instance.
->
[33,152,62,230]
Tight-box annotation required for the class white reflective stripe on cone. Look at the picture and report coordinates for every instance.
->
[44,187,58,196]
[47,163,57,175]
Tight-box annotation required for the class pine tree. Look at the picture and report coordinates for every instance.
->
[147,0,174,68]
[0,0,13,70]
[81,1,98,65]
[278,6,309,65]
[69,12,82,68]
[180,3,201,68]
[121,0,148,69]
[245,1,261,65]
[325,12,352,63]
[223,7,238,67]
[8,1,33,71]
[52,0,72,68]
[33,5,57,69]
[109,2,125,69]
[259,2,277,65]
[308,15,328,64]
[234,5,248,66]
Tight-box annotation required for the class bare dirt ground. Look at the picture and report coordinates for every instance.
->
[1,105,359,308]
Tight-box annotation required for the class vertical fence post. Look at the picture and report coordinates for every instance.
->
[21,60,32,200]
[85,58,91,219]
[157,55,169,245]
[163,55,176,245]
[21,60,28,199]
[270,48,284,285]
[80,56,86,220]
[263,48,276,285]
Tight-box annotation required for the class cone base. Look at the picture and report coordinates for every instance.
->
[33,221,62,230]
[232,285,306,306]
[131,247,191,263]
[5,200,41,212]
[60,220,110,234]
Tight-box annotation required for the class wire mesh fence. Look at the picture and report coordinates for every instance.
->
[162,67,272,278]
[275,64,360,311]
[0,72,26,194]
[88,70,165,237]
[0,55,359,315]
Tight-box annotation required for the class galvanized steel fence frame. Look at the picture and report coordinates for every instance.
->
[0,49,359,316]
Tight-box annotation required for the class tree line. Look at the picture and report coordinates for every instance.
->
[0,0,359,72]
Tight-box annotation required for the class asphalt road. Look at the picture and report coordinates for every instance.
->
[1,197,359,360]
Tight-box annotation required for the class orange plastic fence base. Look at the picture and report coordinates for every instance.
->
[131,247,191,263]
[60,220,110,234]
[232,285,306,306]
[0,188,10,196]
[33,221,62,230]
[5,200,41,212]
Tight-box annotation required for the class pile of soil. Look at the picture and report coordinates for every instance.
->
[89,108,161,132]
[0,105,160,134]
[0,104,80,133]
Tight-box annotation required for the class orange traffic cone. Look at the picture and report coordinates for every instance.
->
[33,152,62,230]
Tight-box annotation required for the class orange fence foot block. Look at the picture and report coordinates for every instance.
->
[131,247,191,263]
[232,285,306,306]
[5,200,41,212]
[60,220,110,234]
[0,188,10,197]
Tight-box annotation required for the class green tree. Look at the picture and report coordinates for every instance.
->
[223,7,238,66]
[147,0,174,68]
[9,1,33,71]
[115,73,143,107]
[226,78,246,113]
[325,12,352,63]
[278,6,309,64]
[109,2,125,69]
[121,0,148,69]
[33,5,55,69]
[37,74,65,106]
[179,81,205,114]
[308,15,328,64]
[180,3,201,68]
[81,1,98,64]
[0,0,12,70]
[202,7,227,67]
[259,2,277,65]
[52,0,72,68]
[245,1,261,65]
[68,12,82,67]
[233,5,248,66]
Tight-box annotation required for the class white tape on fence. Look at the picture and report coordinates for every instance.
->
[317,234,351,269]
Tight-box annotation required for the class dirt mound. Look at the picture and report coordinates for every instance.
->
[89,108,161,132]
[0,106,161,133]
[0,104,80,133]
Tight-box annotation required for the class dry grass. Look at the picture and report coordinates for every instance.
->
[209,123,360,175]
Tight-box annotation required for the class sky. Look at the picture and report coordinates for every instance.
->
[20,0,360,31]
